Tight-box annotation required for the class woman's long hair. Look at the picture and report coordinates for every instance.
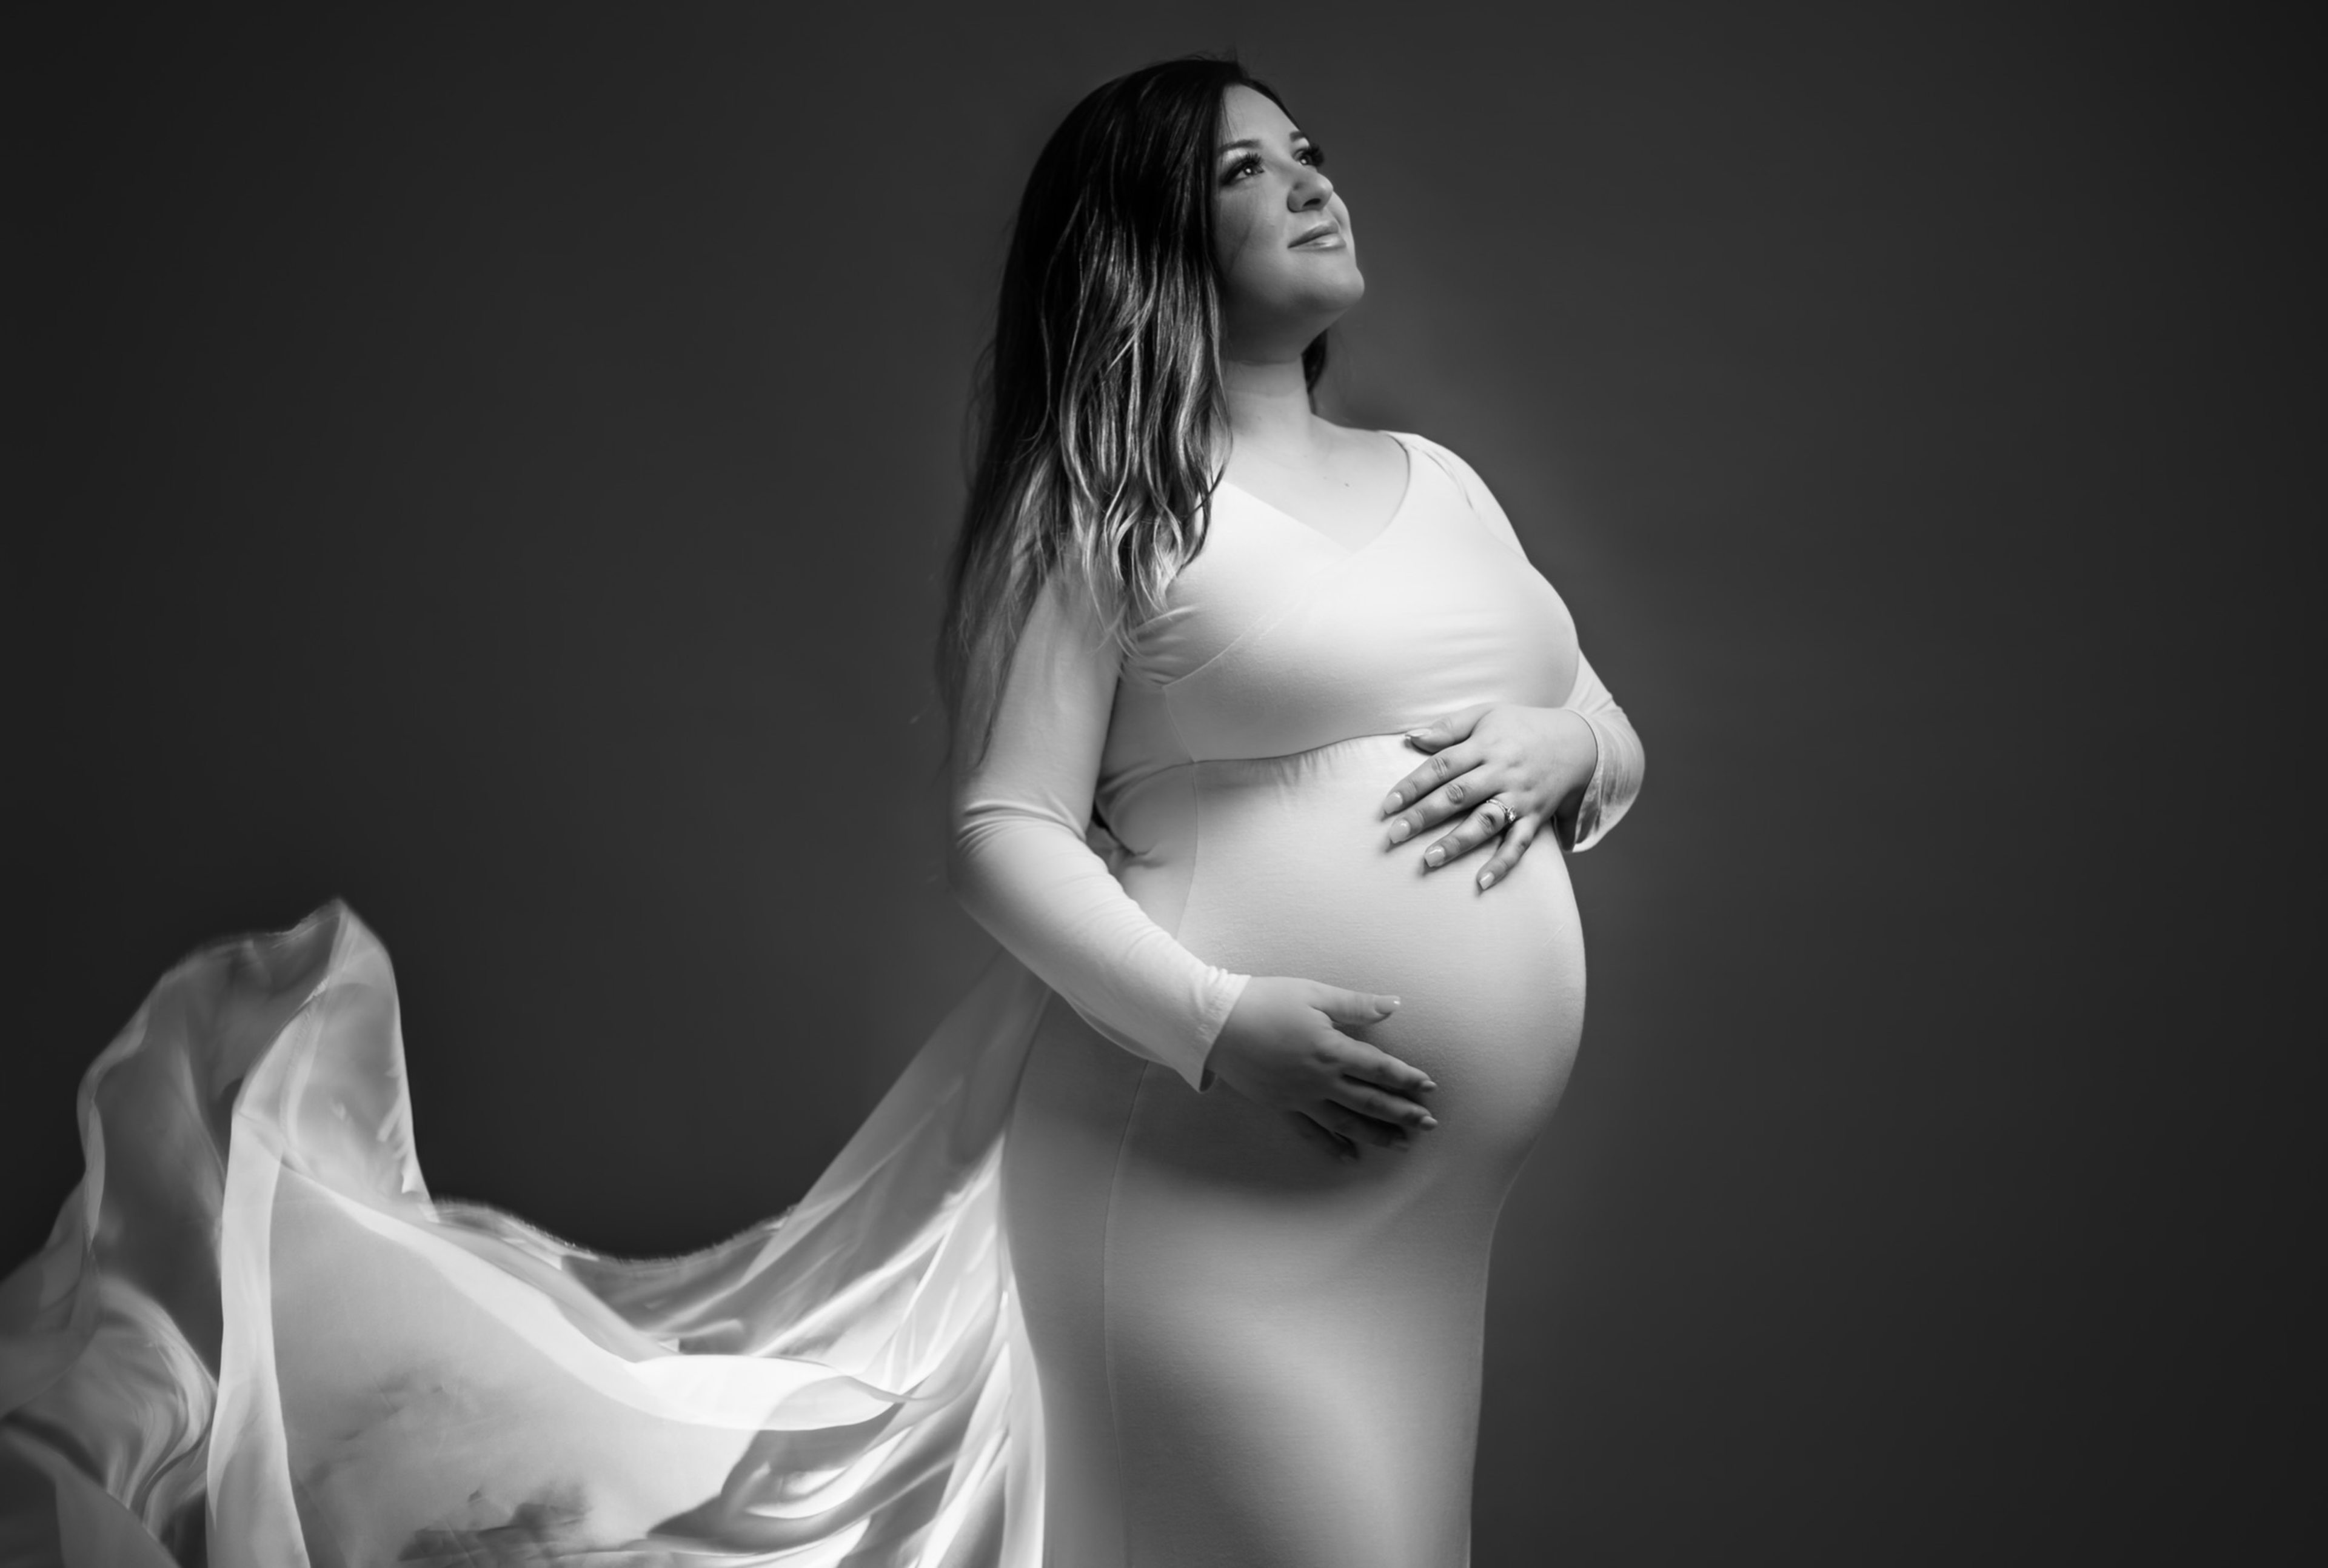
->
[938,56,1324,769]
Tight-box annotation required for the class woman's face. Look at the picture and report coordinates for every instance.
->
[1212,84,1363,361]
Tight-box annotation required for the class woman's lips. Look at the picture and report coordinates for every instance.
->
[1290,223,1345,249]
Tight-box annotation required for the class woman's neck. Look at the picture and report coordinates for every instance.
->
[1220,355,1321,465]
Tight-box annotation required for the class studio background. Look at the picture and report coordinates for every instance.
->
[5,4,2307,1561]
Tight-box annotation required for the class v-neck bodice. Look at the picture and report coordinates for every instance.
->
[1100,431,1584,782]
[1211,431,1416,556]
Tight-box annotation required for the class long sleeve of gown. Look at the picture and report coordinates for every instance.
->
[948,576,1249,1093]
[1555,650,1644,852]
[1409,432,1645,853]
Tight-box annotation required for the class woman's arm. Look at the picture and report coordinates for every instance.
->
[947,573,1249,1093]
[950,573,1439,1159]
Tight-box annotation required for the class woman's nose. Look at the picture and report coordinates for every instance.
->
[1289,167,1334,210]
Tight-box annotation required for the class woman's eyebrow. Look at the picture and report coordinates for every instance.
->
[1216,130,1308,159]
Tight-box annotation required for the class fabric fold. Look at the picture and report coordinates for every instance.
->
[0,904,1049,1566]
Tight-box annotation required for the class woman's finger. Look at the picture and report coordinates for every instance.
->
[1333,1079,1439,1132]
[1475,812,1544,892]
[1406,781,1536,865]
[1390,760,1516,846]
[1316,1101,1409,1151]
[1381,741,1484,824]
[1420,794,1533,870]
[1333,1040,1437,1099]
[1288,1112,1357,1160]
[1400,704,1493,755]
[1306,986,1402,1029]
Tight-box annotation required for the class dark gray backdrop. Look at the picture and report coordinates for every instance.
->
[6,3,2309,1561]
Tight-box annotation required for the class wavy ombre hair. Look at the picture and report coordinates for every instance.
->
[938,56,1325,766]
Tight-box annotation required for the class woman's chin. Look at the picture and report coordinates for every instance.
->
[1300,261,1365,313]
[1303,278,1365,329]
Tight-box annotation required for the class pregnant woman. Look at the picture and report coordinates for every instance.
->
[0,55,1640,1568]
[952,60,1642,1566]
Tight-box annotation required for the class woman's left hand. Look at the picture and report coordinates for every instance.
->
[1379,704,1597,890]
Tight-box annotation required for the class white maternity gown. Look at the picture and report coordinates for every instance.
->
[0,432,1641,1567]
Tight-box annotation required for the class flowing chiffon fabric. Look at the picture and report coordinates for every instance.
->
[0,904,1050,1566]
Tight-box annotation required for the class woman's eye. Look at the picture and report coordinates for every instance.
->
[1217,145,1324,186]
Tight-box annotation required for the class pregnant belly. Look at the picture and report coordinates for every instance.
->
[1118,733,1588,1170]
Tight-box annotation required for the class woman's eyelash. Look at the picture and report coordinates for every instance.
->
[1219,145,1328,184]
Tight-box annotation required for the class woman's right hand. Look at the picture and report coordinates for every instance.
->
[1204,978,1438,1159]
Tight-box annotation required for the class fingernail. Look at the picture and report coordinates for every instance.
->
[1403,730,1427,744]
[1423,846,1445,867]
[1420,1115,1439,1129]
[1383,996,1402,1009]
[1423,1079,1437,1092]
[1381,792,1402,813]
[1478,870,1496,890]
[1387,820,1412,844]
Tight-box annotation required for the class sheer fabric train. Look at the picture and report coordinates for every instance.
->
[0,904,1049,1566]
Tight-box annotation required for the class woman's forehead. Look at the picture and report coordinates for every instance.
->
[1218,84,1300,147]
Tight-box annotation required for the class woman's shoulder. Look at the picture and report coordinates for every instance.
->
[1346,427,1504,518]
[1366,429,1527,555]
[1367,428,1480,489]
